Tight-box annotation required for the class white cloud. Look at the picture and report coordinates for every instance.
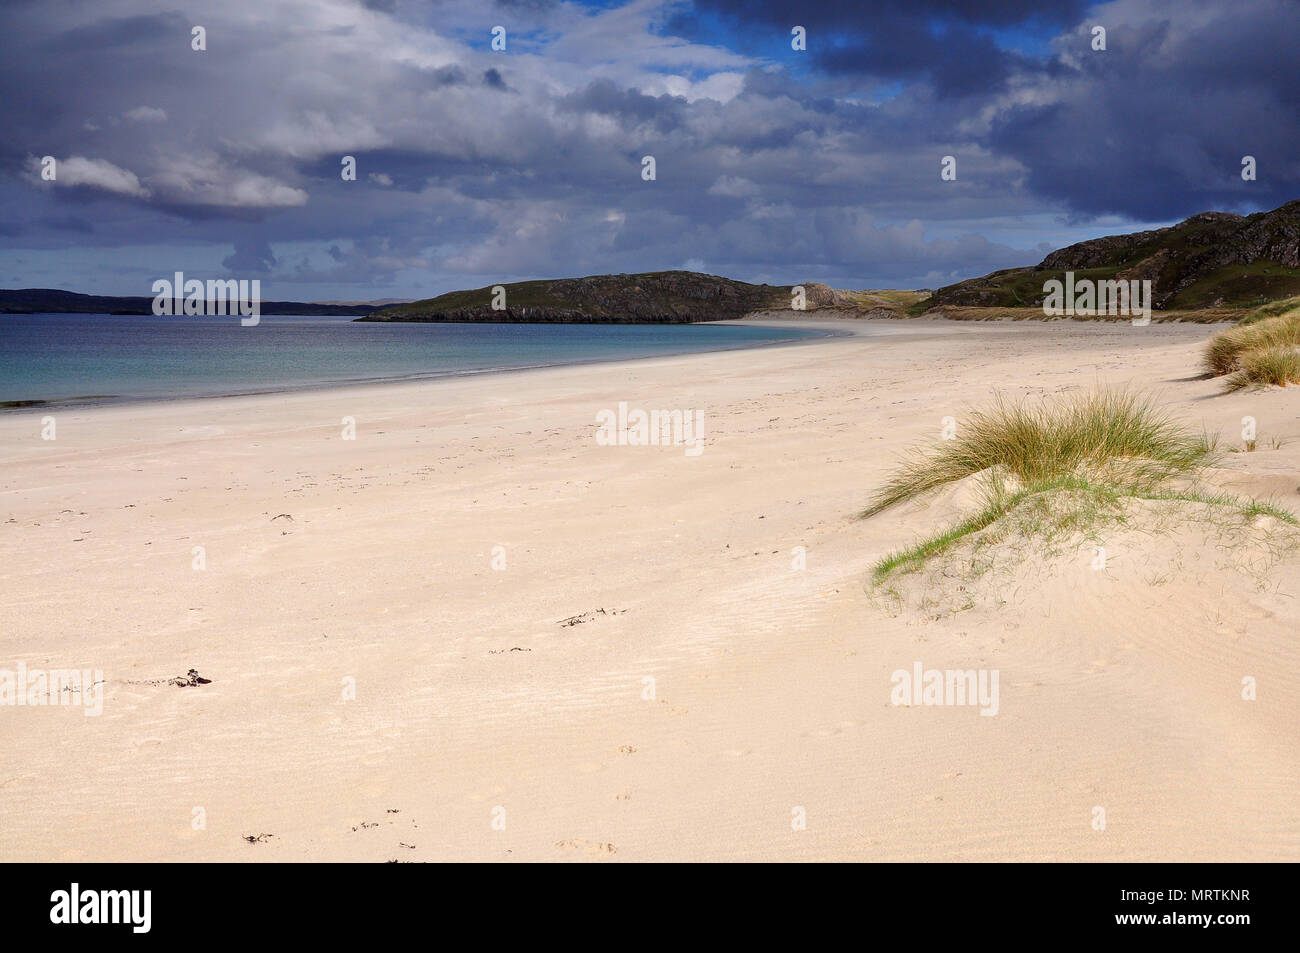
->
[148,154,307,208]
[28,155,150,198]
[123,106,167,123]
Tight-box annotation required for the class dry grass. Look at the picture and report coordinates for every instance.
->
[862,388,1214,518]
[920,305,1251,323]
[1204,297,1300,385]
[1225,345,1300,390]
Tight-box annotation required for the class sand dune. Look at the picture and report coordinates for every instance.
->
[1,317,1296,861]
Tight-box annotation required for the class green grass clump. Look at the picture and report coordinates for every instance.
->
[870,477,1111,582]
[861,389,1213,518]
[859,388,1299,586]
[1235,294,1300,326]
[1224,345,1300,390]
[869,479,1296,585]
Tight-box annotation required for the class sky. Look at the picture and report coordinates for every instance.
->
[0,0,1296,300]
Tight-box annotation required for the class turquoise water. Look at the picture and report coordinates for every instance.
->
[0,314,827,406]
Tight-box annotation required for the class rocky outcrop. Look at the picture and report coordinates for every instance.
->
[925,200,1300,310]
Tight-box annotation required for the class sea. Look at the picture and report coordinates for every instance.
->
[0,313,828,407]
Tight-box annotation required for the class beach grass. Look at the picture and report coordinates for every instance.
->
[1204,297,1300,384]
[1224,345,1300,390]
[861,388,1214,518]
[870,479,1296,585]
[1235,294,1300,325]
[862,387,1294,584]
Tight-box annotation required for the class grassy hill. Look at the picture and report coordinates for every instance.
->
[359,271,791,323]
[368,202,1300,325]
[918,200,1300,313]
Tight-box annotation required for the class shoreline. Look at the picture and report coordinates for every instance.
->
[0,319,841,413]
[0,311,1245,413]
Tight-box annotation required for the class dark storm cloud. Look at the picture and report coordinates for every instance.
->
[0,0,1294,298]
[676,0,1299,216]
[988,0,1300,219]
[429,64,469,86]
[559,79,687,133]
[815,18,1039,96]
[669,0,1092,95]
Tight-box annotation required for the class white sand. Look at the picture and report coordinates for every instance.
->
[1,317,1297,861]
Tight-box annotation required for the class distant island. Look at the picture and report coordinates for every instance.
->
[0,288,383,316]
[356,272,794,323]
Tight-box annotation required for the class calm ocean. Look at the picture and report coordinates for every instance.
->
[0,313,827,406]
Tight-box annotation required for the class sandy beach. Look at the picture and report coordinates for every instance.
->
[2,317,1297,862]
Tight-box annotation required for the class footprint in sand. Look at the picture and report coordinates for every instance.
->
[657,700,690,715]
[555,838,617,856]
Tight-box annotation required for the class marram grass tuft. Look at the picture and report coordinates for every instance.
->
[862,388,1214,518]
